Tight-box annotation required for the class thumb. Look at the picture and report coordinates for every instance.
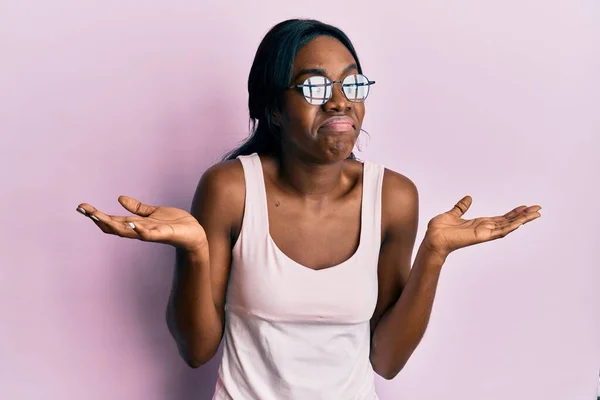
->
[448,195,472,217]
[118,195,157,217]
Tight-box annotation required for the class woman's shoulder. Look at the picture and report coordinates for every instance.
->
[380,166,419,230]
[193,158,246,219]
[382,167,417,195]
[201,158,245,186]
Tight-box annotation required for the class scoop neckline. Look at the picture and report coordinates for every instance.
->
[256,154,367,274]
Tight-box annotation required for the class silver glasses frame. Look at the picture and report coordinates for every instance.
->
[287,73,376,105]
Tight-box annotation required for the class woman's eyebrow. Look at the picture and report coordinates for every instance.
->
[291,63,359,82]
[342,63,359,74]
[292,68,326,82]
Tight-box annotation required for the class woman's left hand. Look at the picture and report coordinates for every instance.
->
[424,195,542,259]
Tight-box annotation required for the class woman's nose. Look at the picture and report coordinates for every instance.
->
[322,82,351,112]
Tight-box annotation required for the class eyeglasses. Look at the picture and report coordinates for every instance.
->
[287,73,376,105]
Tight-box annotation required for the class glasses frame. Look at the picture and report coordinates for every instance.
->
[287,73,376,105]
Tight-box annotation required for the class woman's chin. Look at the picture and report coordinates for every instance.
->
[322,141,356,161]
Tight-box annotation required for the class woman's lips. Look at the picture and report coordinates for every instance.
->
[319,116,355,132]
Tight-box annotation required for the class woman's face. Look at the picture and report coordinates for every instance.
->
[277,35,366,163]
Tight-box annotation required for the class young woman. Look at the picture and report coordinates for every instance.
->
[76,19,541,400]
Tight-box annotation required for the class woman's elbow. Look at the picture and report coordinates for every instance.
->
[179,348,214,369]
[184,357,203,369]
[373,365,400,380]
[177,341,220,369]
[371,356,405,380]
[377,368,400,381]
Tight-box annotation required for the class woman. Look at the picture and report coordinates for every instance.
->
[76,19,541,400]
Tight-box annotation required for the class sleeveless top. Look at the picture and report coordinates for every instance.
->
[213,153,385,400]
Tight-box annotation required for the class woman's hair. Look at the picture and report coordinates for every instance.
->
[221,19,363,161]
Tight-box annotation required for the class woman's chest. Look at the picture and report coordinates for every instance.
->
[227,237,380,323]
[267,198,362,271]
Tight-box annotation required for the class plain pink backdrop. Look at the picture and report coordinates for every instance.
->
[1,1,599,399]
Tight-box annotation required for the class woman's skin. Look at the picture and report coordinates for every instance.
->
[76,36,542,379]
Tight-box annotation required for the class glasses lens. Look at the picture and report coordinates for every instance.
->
[342,74,371,102]
[302,76,332,105]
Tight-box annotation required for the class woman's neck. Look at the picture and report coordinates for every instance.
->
[274,152,349,200]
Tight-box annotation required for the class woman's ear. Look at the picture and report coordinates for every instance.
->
[272,111,280,126]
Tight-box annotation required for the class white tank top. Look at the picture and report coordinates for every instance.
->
[213,153,385,400]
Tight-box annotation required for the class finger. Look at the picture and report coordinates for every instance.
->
[76,203,112,233]
[497,210,541,229]
[503,205,528,220]
[492,211,541,238]
[87,208,140,239]
[448,195,472,217]
[77,202,141,226]
[524,205,542,213]
[516,211,542,226]
[77,203,106,231]
[76,203,98,217]
[118,195,157,217]
[131,222,173,243]
[76,206,88,217]
[506,205,543,224]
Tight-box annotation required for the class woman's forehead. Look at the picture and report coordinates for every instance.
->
[292,36,357,75]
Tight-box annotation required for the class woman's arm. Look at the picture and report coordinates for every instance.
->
[166,161,245,368]
[370,236,445,380]
[369,169,427,379]
[369,170,541,379]
[167,245,224,368]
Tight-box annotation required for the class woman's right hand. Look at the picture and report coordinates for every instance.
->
[76,195,207,253]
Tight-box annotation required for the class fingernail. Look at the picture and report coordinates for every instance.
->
[77,207,87,216]
[90,215,99,222]
[128,222,136,229]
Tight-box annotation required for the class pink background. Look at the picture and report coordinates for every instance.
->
[1,1,599,399]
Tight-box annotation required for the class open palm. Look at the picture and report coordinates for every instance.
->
[76,195,206,252]
[426,195,542,256]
